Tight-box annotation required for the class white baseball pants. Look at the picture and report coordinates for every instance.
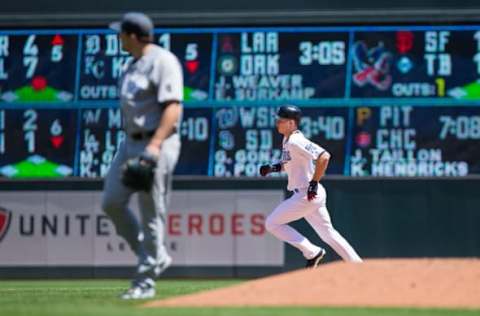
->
[265,184,362,262]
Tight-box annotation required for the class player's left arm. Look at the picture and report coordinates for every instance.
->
[146,52,184,157]
[311,151,330,182]
[305,143,330,201]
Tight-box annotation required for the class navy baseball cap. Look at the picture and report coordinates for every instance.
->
[277,105,302,123]
[109,12,154,40]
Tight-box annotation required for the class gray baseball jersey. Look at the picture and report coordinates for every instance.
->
[102,44,183,288]
[119,45,183,135]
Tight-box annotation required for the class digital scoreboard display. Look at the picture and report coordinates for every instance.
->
[0,109,77,177]
[348,106,480,176]
[0,26,479,178]
[0,34,78,103]
[77,32,213,102]
[350,30,480,99]
[214,31,348,101]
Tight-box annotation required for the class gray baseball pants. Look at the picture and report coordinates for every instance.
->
[102,134,180,287]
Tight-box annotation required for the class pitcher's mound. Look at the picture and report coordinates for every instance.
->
[145,259,480,309]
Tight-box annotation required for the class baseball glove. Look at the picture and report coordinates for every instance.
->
[121,153,157,192]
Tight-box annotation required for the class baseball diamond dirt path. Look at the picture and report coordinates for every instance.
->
[145,259,480,309]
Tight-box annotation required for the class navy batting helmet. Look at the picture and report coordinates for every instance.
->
[277,105,301,124]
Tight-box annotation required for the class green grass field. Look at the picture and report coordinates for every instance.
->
[0,280,477,316]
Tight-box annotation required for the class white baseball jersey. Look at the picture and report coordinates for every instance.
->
[266,129,363,263]
[281,130,326,191]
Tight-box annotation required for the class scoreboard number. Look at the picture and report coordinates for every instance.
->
[435,78,446,97]
[50,119,63,136]
[23,56,38,79]
[298,41,345,66]
[158,33,171,50]
[51,45,63,62]
[185,43,198,61]
[23,109,38,153]
[23,35,39,78]
[439,115,480,140]
[181,117,208,141]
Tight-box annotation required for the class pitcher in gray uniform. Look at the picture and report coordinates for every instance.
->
[103,12,183,299]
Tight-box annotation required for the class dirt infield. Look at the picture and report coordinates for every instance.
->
[145,259,480,309]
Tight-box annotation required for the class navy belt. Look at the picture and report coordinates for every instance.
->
[130,130,155,140]
[129,127,178,141]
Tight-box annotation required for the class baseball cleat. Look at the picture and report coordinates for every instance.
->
[120,284,155,300]
[137,255,173,276]
[306,248,326,268]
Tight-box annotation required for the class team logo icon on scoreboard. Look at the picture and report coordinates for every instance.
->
[355,131,372,148]
[216,107,239,129]
[217,55,238,76]
[352,41,393,91]
[218,130,235,150]
[397,56,413,74]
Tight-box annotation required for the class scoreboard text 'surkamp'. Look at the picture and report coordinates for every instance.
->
[0,26,480,178]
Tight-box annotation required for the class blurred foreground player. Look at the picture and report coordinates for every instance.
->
[102,12,183,299]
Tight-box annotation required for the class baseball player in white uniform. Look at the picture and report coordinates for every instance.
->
[260,105,362,268]
[103,12,183,299]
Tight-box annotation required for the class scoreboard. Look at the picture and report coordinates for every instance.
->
[0,26,479,178]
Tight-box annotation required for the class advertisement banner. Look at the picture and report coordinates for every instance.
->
[0,190,283,266]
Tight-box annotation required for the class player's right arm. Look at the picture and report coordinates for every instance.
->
[306,151,330,201]
[259,162,283,177]
[146,51,184,157]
